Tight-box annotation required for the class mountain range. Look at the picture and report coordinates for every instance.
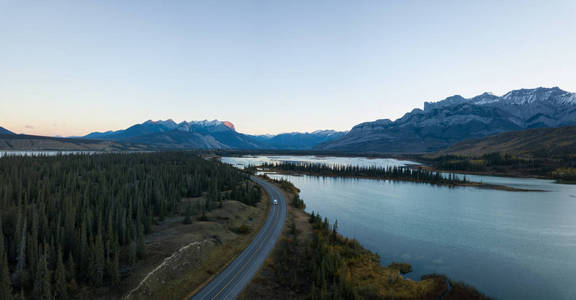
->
[3,87,574,153]
[83,119,346,150]
[317,87,576,153]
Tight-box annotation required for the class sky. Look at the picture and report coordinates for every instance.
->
[1,0,575,136]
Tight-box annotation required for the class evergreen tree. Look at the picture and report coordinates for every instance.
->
[53,247,68,299]
[199,210,208,221]
[106,250,120,286]
[289,222,297,236]
[0,217,14,300]
[90,232,105,286]
[12,219,27,289]
[66,254,77,294]
[32,246,51,300]
[0,152,258,293]
[136,228,146,260]
[331,220,338,244]
[128,241,137,265]
[0,253,12,300]
[183,203,193,224]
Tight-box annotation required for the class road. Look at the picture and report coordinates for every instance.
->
[190,175,287,300]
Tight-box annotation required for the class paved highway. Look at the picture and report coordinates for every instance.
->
[190,176,287,300]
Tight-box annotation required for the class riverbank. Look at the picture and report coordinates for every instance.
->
[241,176,493,299]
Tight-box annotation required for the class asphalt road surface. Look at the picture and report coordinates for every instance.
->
[190,175,287,300]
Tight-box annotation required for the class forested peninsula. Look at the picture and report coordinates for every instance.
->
[260,161,538,191]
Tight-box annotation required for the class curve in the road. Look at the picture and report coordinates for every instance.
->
[190,175,287,300]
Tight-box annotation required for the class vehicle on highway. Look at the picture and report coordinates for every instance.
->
[191,176,287,299]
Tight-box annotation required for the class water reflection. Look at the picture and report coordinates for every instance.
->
[223,155,576,300]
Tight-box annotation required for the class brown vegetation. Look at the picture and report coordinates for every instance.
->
[124,197,269,300]
[241,178,493,300]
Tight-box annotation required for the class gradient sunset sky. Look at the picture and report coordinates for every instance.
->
[1,0,575,136]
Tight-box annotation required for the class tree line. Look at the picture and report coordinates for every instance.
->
[263,162,467,186]
[430,153,541,172]
[0,152,258,299]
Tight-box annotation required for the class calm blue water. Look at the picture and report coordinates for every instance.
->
[222,155,576,300]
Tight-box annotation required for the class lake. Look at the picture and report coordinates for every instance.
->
[222,155,576,300]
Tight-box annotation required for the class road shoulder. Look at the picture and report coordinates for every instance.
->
[122,192,270,300]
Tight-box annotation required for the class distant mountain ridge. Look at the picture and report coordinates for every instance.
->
[0,126,15,135]
[249,130,346,150]
[317,87,576,153]
[0,134,146,151]
[85,119,234,139]
[84,119,345,150]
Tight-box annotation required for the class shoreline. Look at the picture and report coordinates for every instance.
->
[410,160,555,180]
[262,168,545,192]
[217,151,566,183]
[241,175,494,299]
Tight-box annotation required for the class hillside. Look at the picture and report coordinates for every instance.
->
[0,134,147,151]
[420,126,576,181]
[317,87,576,153]
[443,125,576,157]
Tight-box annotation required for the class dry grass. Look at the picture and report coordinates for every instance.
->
[89,192,269,300]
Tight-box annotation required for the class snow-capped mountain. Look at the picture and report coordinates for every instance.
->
[84,119,259,149]
[250,130,347,150]
[85,119,235,139]
[317,87,576,153]
[84,120,345,150]
[423,87,576,111]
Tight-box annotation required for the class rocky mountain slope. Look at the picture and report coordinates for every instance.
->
[85,119,261,149]
[317,87,576,153]
[0,126,15,135]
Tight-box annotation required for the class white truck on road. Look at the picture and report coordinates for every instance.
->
[273,199,278,205]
